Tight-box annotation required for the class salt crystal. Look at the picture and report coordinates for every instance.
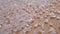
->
[33,30,37,34]
[40,16,43,19]
[28,3,31,5]
[44,18,48,23]
[56,16,60,20]
[39,29,45,34]
[41,24,44,29]
[28,18,33,22]
[38,22,42,26]
[25,24,29,27]
[34,23,38,27]
[50,12,55,16]
[49,23,54,26]
[52,15,56,18]
[13,28,18,32]
[23,26,32,33]
[57,11,60,13]
[49,27,56,34]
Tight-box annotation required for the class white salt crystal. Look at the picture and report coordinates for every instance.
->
[56,16,60,20]
[28,18,33,22]
[49,27,56,34]
[44,18,48,23]
[50,12,55,16]
[50,12,56,18]
[34,23,38,27]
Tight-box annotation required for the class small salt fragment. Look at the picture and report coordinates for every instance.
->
[33,30,37,34]
[50,15,56,19]
[44,18,48,24]
[39,29,45,34]
[41,24,44,29]
[40,12,43,15]
[56,16,60,20]
[25,24,29,27]
[23,26,32,33]
[49,12,56,18]
[40,16,43,19]
[57,10,60,14]
[34,23,38,27]
[48,27,56,34]
[14,3,18,6]
[13,28,18,32]
[27,18,33,22]
[38,22,42,26]
[49,23,53,27]
[52,15,56,17]
[50,12,55,16]
[44,15,47,18]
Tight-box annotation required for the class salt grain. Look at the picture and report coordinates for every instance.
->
[13,29,18,32]
[38,22,42,26]
[48,27,56,34]
[34,23,38,27]
[44,18,48,23]
[56,16,60,20]
[25,24,29,27]
[50,12,55,16]
[40,16,43,19]
[49,23,54,27]
[41,24,44,29]
[39,29,45,34]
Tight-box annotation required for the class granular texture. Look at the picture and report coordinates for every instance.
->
[0,0,60,34]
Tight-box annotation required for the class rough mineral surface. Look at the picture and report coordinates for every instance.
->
[0,0,60,34]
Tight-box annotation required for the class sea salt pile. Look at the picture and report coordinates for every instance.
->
[0,0,60,34]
